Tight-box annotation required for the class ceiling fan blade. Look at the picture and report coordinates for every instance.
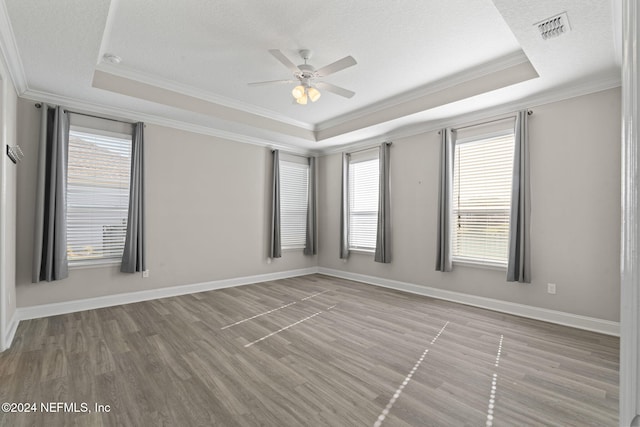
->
[248,79,297,86]
[316,56,357,77]
[316,81,355,99]
[268,49,300,74]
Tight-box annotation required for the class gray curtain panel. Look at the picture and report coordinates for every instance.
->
[121,123,147,273]
[304,156,317,255]
[269,150,282,259]
[436,128,454,272]
[374,142,391,263]
[507,111,531,283]
[339,152,350,259]
[33,105,70,283]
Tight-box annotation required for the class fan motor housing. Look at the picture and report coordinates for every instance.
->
[296,64,317,80]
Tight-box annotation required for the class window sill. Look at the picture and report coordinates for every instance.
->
[282,246,305,252]
[452,258,507,271]
[349,248,375,255]
[69,259,121,270]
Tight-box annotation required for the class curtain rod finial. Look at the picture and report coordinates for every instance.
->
[527,110,533,115]
[35,103,42,109]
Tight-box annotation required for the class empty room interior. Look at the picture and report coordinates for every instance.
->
[1,0,640,426]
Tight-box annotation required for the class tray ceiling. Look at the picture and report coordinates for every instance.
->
[0,0,620,151]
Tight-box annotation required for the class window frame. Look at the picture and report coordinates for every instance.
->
[451,129,515,269]
[67,124,133,268]
[348,149,380,253]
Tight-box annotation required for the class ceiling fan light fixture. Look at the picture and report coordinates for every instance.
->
[308,87,321,102]
[296,93,308,105]
[292,85,305,99]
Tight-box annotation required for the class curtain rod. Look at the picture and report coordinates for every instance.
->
[346,141,392,155]
[451,110,533,133]
[271,149,314,158]
[35,103,137,125]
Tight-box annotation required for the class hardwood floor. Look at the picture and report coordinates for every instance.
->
[0,274,619,426]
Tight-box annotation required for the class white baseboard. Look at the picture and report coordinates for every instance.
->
[16,267,319,322]
[2,314,19,351]
[10,265,619,345]
[318,267,620,337]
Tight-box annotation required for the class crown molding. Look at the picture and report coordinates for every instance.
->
[95,51,529,138]
[21,70,621,160]
[318,73,622,156]
[315,50,531,133]
[0,0,27,93]
[95,62,315,131]
[21,89,316,156]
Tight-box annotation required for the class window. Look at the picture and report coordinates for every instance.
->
[452,131,514,267]
[349,150,379,251]
[279,157,309,248]
[67,127,132,264]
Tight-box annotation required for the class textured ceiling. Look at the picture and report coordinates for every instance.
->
[103,0,521,124]
[0,0,621,151]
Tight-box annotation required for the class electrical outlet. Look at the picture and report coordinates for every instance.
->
[142,270,149,278]
[547,283,556,294]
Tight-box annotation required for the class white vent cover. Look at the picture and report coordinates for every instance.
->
[535,12,571,40]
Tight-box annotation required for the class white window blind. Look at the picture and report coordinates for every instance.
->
[279,159,309,248]
[452,131,514,266]
[349,150,379,250]
[67,128,132,263]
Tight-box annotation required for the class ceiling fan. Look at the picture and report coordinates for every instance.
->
[248,49,357,105]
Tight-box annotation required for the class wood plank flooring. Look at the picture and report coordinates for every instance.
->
[0,274,619,426]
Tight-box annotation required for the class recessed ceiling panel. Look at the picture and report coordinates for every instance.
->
[102,0,522,124]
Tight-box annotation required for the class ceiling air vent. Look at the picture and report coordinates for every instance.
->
[535,12,571,40]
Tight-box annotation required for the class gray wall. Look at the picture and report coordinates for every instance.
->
[318,88,621,322]
[15,98,316,307]
[14,88,621,323]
